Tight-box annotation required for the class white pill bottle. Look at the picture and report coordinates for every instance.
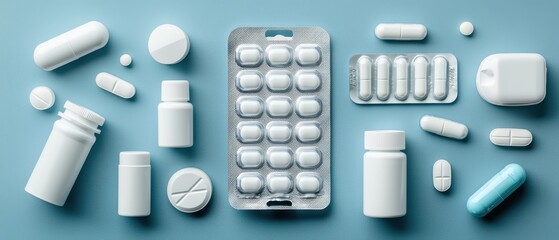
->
[363,130,406,218]
[25,101,105,206]
[119,151,151,217]
[158,80,193,147]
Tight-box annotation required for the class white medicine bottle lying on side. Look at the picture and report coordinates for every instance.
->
[25,101,105,206]
[363,130,406,218]
[158,80,193,148]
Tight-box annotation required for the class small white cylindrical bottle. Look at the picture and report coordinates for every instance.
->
[118,151,151,217]
[158,80,193,148]
[363,130,406,218]
[25,101,105,206]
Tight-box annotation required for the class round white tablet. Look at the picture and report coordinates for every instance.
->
[29,86,55,110]
[167,168,212,213]
[148,24,190,64]
[460,22,474,36]
[120,54,132,67]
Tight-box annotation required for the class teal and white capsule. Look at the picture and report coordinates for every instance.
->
[466,164,526,217]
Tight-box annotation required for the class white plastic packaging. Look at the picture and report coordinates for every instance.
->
[228,27,330,210]
[158,80,193,148]
[34,21,109,71]
[118,151,151,217]
[25,101,105,206]
[349,54,458,104]
[363,130,406,218]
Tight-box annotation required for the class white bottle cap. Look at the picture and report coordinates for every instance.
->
[364,130,405,151]
[161,80,189,102]
[120,151,150,166]
[63,101,105,126]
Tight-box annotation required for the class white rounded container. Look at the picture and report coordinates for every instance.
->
[118,151,151,217]
[25,101,105,206]
[363,130,406,218]
[158,80,193,148]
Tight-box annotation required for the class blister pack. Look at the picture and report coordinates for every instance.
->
[349,54,458,104]
[228,27,330,210]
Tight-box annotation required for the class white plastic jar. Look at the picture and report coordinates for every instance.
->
[363,130,406,218]
[25,101,105,206]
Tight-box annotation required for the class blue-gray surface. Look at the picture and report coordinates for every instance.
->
[1,0,556,239]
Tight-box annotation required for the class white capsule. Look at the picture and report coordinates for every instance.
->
[96,72,136,99]
[375,23,427,40]
[358,56,372,100]
[413,57,428,99]
[29,86,55,110]
[433,160,451,192]
[34,21,109,71]
[376,57,390,100]
[433,57,448,100]
[395,57,409,100]
[420,115,468,140]
[489,128,533,147]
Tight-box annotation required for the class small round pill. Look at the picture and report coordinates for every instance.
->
[167,168,212,213]
[120,54,132,67]
[460,22,474,36]
[29,86,55,110]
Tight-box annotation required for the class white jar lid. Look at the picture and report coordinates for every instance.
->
[161,80,189,102]
[64,101,105,126]
[119,151,150,165]
[364,130,405,151]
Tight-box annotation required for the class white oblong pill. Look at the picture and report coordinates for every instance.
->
[266,45,292,66]
[376,57,390,100]
[266,71,292,92]
[296,173,322,193]
[266,97,293,117]
[420,115,468,140]
[295,122,322,143]
[236,97,263,118]
[413,57,428,99]
[433,57,448,100]
[375,23,427,40]
[433,160,451,192]
[236,122,264,143]
[358,56,373,100]
[236,147,264,169]
[266,122,292,143]
[267,173,293,194]
[460,22,474,36]
[120,54,132,67]
[295,97,322,118]
[34,21,109,71]
[295,70,321,92]
[295,44,321,66]
[266,147,293,169]
[395,57,409,100]
[489,128,533,147]
[96,72,136,99]
[236,71,263,92]
[148,24,189,64]
[29,86,55,110]
[237,173,264,194]
[167,168,212,213]
[295,147,322,168]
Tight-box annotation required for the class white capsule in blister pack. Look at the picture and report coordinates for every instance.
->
[349,53,458,104]
[228,27,330,210]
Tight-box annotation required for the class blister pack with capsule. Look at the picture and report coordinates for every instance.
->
[228,27,331,210]
[349,53,458,104]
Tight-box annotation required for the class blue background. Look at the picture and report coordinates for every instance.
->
[1,0,557,239]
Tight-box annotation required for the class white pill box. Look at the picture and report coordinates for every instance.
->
[228,27,330,210]
[349,54,458,104]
